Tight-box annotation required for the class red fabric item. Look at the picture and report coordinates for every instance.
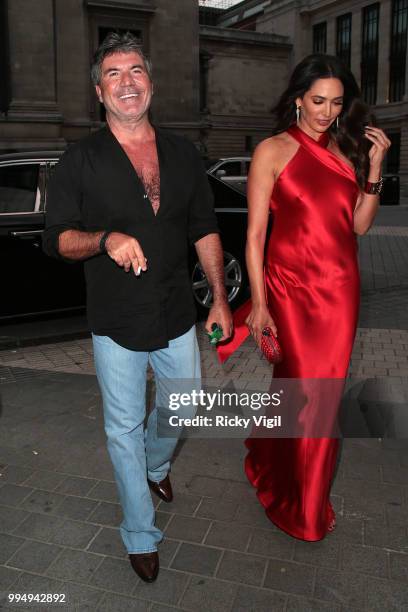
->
[216,299,252,364]
[241,125,359,541]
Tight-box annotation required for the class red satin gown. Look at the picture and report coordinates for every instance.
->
[244,124,360,541]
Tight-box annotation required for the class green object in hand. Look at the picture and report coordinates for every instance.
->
[208,323,223,345]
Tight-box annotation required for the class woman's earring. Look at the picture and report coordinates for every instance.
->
[336,116,339,129]
[296,106,301,125]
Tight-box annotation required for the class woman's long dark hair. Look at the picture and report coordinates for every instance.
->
[273,54,375,188]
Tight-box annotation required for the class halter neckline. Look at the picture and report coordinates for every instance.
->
[285,124,357,185]
[288,124,330,148]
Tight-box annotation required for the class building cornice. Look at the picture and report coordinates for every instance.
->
[261,0,302,20]
[85,0,156,13]
[299,0,351,16]
[217,0,272,27]
[373,101,408,121]
[199,25,291,48]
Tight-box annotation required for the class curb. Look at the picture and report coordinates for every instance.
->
[0,330,91,351]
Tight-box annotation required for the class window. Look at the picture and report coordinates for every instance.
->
[389,0,408,102]
[215,161,242,177]
[245,136,253,154]
[0,0,10,113]
[0,164,44,214]
[200,52,211,113]
[208,172,247,208]
[336,13,352,67]
[98,26,142,45]
[313,22,327,53]
[361,4,380,105]
[385,132,401,173]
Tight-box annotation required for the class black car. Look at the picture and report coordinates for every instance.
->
[0,150,248,321]
[191,173,248,311]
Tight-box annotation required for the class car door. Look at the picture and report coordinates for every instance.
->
[191,174,249,312]
[215,160,242,183]
[0,159,85,319]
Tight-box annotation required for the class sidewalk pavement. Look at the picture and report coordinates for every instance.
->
[0,331,407,612]
[0,207,407,612]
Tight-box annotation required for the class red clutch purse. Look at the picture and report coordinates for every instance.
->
[260,327,283,364]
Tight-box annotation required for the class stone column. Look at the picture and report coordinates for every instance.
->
[7,0,61,120]
[149,0,200,130]
[54,0,91,129]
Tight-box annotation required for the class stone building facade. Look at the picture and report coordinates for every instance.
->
[199,26,291,156]
[0,0,292,160]
[0,0,202,149]
[217,0,408,202]
[1,0,406,202]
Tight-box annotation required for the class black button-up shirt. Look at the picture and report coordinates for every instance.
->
[43,126,219,350]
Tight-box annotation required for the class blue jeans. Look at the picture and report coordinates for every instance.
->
[92,325,201,553]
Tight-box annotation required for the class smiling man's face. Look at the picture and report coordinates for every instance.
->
[96,51,152,124]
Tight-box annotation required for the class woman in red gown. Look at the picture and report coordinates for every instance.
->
[244,55,390,541]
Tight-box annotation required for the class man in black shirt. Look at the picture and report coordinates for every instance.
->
[43,32,232,582]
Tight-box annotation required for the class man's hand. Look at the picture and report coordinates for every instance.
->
[105,232,147,275]
[195,234,233,342]
[205,300,233,342]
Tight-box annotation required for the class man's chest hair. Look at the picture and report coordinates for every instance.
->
[123,141,160,207]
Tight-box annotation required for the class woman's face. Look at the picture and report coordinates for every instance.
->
[296,77,344,135]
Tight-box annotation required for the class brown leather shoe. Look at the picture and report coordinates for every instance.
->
[129,551,159,582]
[148,475,173,503]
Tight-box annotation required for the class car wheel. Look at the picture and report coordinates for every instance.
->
[191,250,244,310]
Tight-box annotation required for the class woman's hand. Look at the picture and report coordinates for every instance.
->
[364,126,391,173]
[246,304,277,348]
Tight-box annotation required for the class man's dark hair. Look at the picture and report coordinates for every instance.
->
[91,31,153,86]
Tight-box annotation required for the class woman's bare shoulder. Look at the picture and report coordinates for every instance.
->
[253,132,297,160]
[251,132,298,179]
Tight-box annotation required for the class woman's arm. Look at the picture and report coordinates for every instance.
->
[245,139,278,346]
[354,126,391,235]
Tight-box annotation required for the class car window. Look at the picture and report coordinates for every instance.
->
[48,162,58,176]
[44,162,58,211]
[218,161,242,176]
[0,164,43,214]
[207,173,247,209]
